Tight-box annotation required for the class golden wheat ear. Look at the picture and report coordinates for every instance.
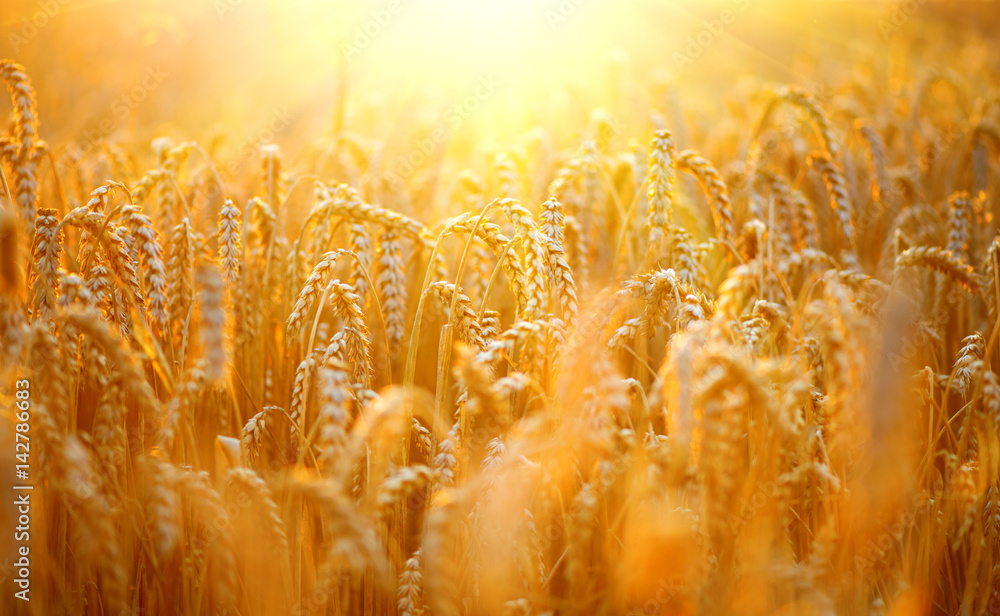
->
[0,61,40,236]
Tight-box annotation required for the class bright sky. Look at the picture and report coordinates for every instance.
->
[1,0,992,154]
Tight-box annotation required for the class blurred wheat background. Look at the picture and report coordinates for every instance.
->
[2,0,1000,614]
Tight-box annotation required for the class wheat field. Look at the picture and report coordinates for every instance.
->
[1,1,1000,615]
